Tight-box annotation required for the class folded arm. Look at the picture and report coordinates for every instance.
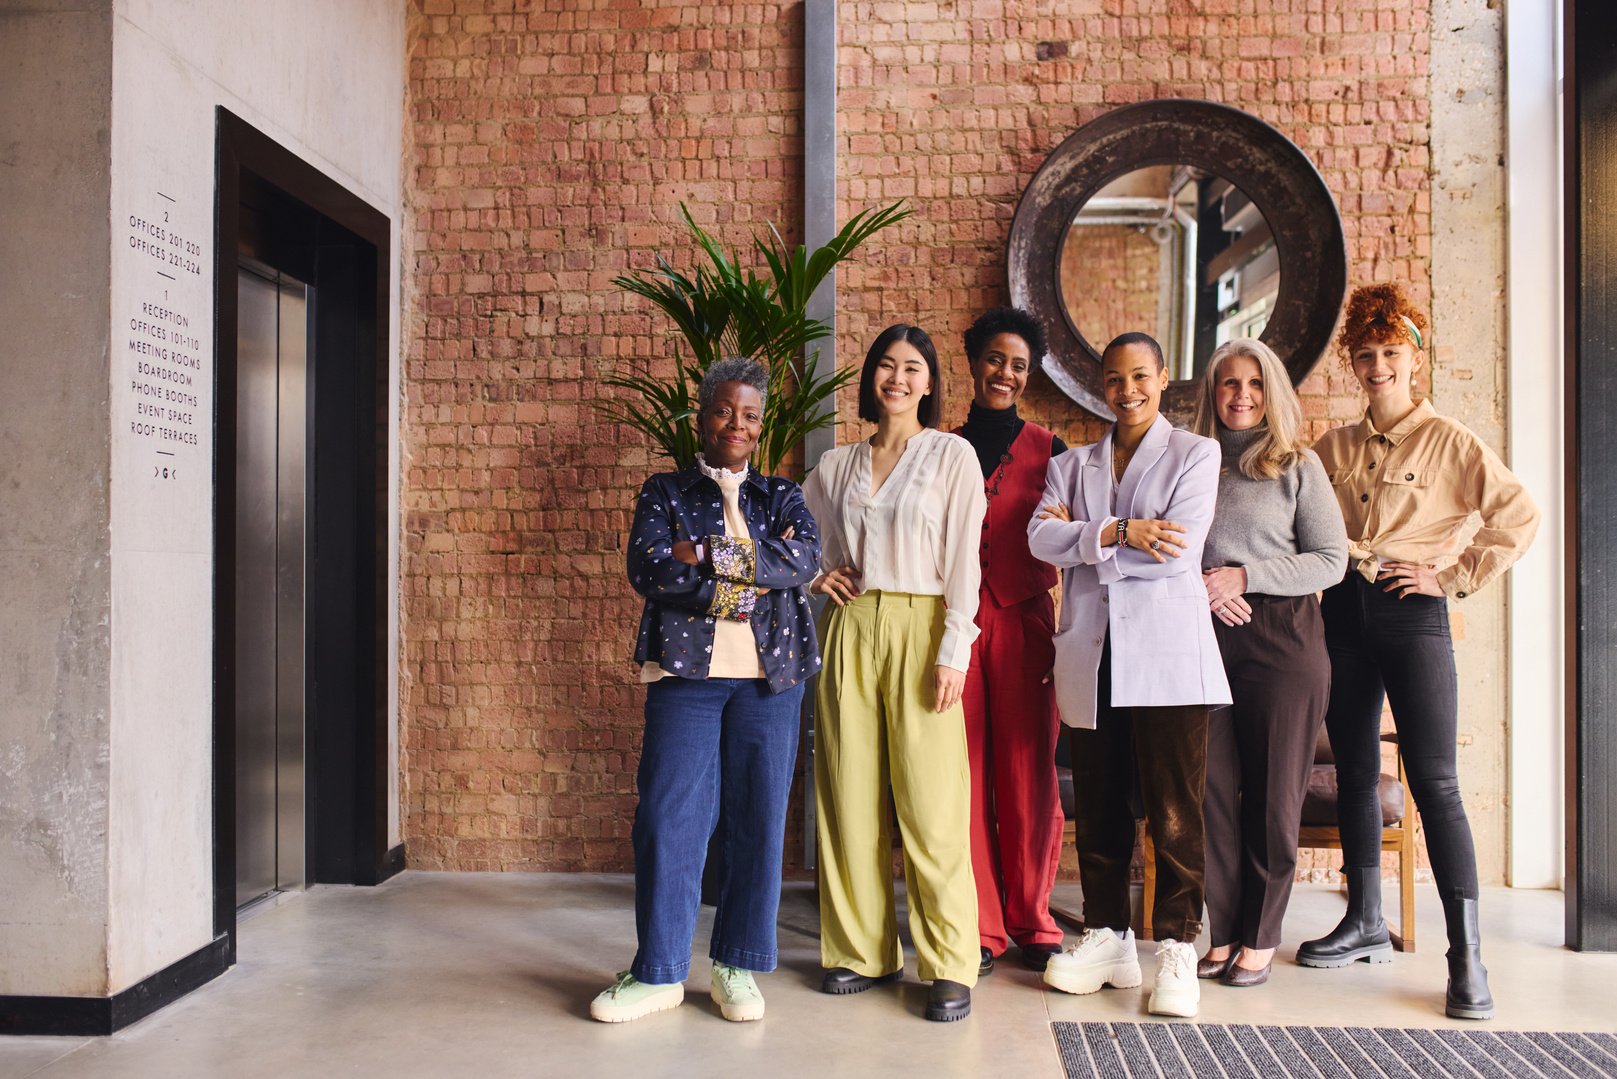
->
[1027,458,1119,569]
[626,480,747,621]
[1096,441,1219,585]
[706,483,823,590]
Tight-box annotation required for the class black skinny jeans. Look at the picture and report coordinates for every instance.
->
[1320,573,1478,900]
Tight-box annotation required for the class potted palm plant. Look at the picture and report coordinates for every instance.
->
[602,201,911,475]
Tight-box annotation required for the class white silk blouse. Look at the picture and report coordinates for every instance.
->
[801,427,986,672]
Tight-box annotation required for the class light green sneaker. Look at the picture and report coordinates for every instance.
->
[710,962,765,1022]
[589,971,684,1023]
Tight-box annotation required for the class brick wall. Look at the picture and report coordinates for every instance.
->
[403,0,1435,876]
[1057,224,1164,356]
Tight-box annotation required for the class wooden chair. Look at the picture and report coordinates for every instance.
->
[1297,730,1417,952]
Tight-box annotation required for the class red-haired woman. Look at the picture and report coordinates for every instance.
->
[1300,284,1539,1020]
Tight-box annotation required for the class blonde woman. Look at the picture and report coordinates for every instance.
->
[1190,339,1348,987]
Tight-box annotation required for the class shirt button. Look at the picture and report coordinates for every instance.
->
[1094,637,1103,646]
[1378,435,1388,444]
[1360,493,1369,502]
[1406,473,1415,481]
[1102,595,1109,604]
[1367,462,1376,470]
[1457,591,1467,599]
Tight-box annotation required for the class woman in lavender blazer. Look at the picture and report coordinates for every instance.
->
[1027,332,1230,1020]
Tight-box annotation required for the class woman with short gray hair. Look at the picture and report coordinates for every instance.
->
[591,357,822,1025]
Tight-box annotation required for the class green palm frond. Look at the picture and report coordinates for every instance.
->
[601,200,909,475]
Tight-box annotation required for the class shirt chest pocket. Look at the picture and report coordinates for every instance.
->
[1380,467,1438,493]
[1374,466,1438,516]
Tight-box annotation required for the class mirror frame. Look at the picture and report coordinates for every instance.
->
[1008,99,1348,420]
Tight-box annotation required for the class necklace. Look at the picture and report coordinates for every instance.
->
[1112,441,1135,482]
[985,450,1013,508]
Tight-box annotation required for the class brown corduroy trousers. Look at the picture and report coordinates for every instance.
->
[1068,639,1210,943]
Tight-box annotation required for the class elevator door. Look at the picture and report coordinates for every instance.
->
[235,265,309,908]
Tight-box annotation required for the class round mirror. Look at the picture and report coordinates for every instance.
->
[1008,100,1346,420]
[1058,166,1280,384]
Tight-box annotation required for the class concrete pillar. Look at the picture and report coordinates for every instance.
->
[0,0,116,1001]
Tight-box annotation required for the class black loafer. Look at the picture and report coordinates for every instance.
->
[1020,943,1061,971]
[925,979,971,1021]
[820,967,903,995]
[979,946,995,975]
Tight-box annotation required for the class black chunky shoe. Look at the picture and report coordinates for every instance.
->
[819,967,902,995]
[925,979,971,1021]
[1020,942,1061,971]
[979,946,995,975]
[1296,867,1395,968]
[1442,897,1494,1020]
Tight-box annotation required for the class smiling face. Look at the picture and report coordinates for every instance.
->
[699,380,763,471]
[1214,353,1267,431]
[1101,342,1169,432]
[970,332,1032,411]
[872,339,932,419]
[1350,335,1423,409]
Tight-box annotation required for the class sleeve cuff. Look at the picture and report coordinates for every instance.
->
[708,534,757,583]
[709,580,758,622]
[1437,565,1471,600]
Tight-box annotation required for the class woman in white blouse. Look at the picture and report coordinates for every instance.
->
[802,323,987,1023]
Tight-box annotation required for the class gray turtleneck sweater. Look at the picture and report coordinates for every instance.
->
[1202,425,1349,597]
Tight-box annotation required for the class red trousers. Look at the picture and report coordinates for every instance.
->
[963,589,1064,953]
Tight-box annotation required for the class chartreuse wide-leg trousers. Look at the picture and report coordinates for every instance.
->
[814,591,979,987]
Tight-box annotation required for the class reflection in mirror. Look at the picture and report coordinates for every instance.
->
[1057,166,1281,382]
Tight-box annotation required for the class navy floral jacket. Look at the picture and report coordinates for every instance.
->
[628,463,822,693]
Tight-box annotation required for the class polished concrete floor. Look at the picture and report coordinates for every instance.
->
[3,873,1614,1078]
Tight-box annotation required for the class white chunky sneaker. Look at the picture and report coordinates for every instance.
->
[710,962,765,1022]
[1043,928,1143,995]
[589,971,685,1023]
[1148,939,1200,1018]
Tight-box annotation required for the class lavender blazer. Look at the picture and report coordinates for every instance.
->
[1027,415,1231,728]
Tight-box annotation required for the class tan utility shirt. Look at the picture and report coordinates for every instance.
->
[1312,399,1540,600]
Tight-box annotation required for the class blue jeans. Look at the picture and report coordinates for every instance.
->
[631,677,804,983]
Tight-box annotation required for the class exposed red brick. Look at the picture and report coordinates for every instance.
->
[403,0,1435,882]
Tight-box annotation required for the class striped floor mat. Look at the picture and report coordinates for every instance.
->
[1052,1022,1617,1078]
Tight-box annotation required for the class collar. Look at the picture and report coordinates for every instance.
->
[1354,398,1436,446]
[962,402,1020,430]
[1217,423,1266,456]
[676,459,768,494]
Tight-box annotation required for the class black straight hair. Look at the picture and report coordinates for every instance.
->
[1101,331,1166,371]
[963,306,1048,371]
[858,323,941,426]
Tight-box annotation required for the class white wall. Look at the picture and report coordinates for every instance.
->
[1503,0,1566,891]
[104,0,404,993]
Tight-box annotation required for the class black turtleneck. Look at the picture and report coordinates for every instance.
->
[958,402,1068,478]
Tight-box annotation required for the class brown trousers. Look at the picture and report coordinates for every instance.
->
[1204,594,1331,950]
[1069,639,1209,943]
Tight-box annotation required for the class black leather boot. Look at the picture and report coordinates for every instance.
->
[925,979,971,1021]
[1296,867,1395,968]
[819,967,902,995]
[1443,897,1494,1019]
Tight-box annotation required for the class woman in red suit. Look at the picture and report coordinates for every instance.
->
[953,308,1068,973]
